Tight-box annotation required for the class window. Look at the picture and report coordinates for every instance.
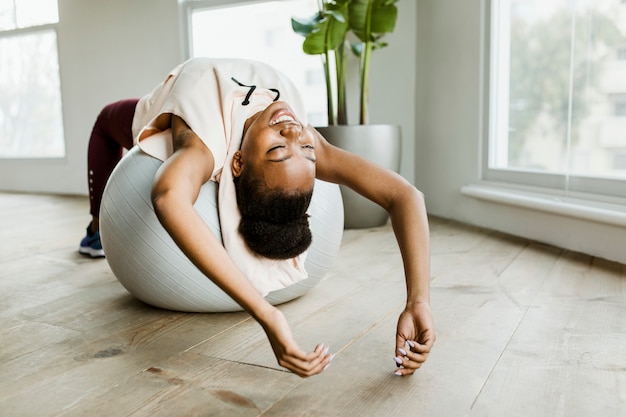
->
[488,0,626,197]
[614,151,626,170]
[614,98,626,117]
[183,0,327,126]
[0,0,64,158]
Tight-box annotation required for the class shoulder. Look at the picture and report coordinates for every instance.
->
[310,126,352,183]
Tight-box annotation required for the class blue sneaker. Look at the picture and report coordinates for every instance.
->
[79,224,105,258]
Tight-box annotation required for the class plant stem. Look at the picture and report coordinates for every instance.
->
[359,0,375,125]
[336,41,348,125]
[359,41,372,125]
[323,50,336,125]
[322,0,335,125]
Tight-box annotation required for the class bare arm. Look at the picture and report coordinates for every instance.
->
[312,126,434,375]
[150,116,332,377]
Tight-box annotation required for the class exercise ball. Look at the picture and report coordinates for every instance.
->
[100,146,343,312]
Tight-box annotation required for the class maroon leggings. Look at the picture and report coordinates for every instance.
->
[87,99,140,217]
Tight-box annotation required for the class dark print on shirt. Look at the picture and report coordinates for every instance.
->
[231,77,280,106]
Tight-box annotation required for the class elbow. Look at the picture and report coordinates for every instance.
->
[414,186,426,205]
[151,185,174,221]
[406,184,426,210]
[151,173,201,222]
[387,183,426,215]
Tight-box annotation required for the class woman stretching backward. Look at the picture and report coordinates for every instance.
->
[79,57,434,378]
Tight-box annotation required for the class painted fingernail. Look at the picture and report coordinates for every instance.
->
[398,348,407,356]
[407,340,415,348]
[394,371,403,376]
[323,363,331,371]
[394,356,403,365]
[330,354,335,362]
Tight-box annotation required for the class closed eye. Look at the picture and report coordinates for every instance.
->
[267,145,285,153]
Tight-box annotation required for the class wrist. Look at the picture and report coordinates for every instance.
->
[250,303,280,327]
[406,298,430,309]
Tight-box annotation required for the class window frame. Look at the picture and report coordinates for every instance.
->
[482,0,626,201]
[179,0,273,61]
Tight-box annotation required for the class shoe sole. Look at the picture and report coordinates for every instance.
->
[79,246,105,258]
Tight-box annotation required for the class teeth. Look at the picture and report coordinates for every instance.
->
[270,113,296,125]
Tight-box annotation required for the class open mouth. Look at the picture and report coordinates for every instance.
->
[269,108,298,126]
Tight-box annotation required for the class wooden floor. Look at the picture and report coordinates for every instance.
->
[1,192,625,417]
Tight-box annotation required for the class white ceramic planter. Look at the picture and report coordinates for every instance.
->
[317,124,402,229]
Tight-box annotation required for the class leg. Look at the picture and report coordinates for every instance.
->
[80,99,139,257]
[88,99,139,222]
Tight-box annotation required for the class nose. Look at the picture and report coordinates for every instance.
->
[279,123,302,139]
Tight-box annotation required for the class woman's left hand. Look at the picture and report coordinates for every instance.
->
[393,302,435,376]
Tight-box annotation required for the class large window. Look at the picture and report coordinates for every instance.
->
[488,0,626,198]
[0,0,64,158]
[182,0,327,126]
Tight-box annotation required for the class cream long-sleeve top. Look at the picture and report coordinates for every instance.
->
[130,57,310,296]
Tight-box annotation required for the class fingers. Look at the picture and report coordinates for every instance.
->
[279,343,334,378]
[394,338,433,376]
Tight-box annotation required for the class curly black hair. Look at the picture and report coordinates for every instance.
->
[233,173,313,260]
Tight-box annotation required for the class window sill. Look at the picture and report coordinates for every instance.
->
[461,183,626,227]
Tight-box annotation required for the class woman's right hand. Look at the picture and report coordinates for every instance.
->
[259,308,333,378]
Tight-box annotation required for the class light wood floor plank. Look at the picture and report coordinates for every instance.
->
[468,252,626,417]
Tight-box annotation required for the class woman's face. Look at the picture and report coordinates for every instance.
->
[235,101,316,193]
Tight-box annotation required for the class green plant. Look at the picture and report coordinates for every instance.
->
[292,0,398,125]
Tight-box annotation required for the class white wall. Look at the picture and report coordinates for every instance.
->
[367,0,417,184]
[414,0,483,209]
[414,0,626,265]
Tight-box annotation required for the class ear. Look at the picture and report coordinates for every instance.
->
[231,150,244,177]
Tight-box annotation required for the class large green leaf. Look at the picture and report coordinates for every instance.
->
[298,4,349,55]
[301,16,348,54]
[349,0,398,42]
[291,12,321,37]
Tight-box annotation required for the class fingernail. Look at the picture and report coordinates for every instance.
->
[407,340,415,348]
[394,371,403,376]
[324,346,330,355]
[398,348,407,356]
[330,354,335,362]
[394,356,403,365]
[323,363,331,371]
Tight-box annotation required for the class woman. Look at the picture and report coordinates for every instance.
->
[80,57,434,378]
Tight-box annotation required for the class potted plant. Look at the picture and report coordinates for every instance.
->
[292,0,401,228]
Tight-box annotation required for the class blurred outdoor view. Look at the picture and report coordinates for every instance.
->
[491,0,626,179]
[0,0,64,158]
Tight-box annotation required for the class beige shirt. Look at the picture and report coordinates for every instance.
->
[131,58,310,296]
